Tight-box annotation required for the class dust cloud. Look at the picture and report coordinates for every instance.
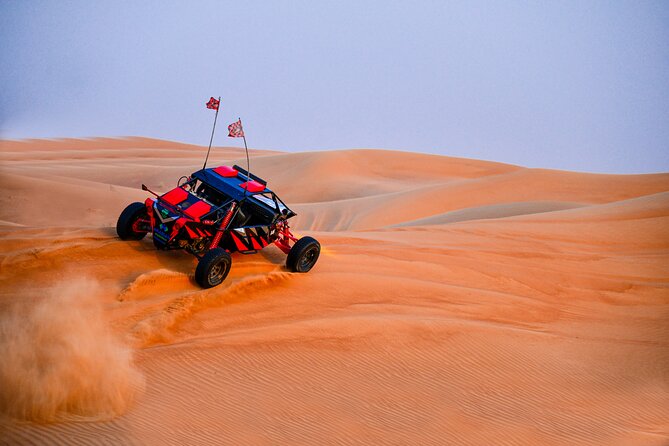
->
[0,279,144,421]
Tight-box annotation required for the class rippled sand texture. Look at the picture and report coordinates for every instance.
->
[1,138,667,445]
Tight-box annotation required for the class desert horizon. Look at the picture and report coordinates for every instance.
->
[0,137,667,445]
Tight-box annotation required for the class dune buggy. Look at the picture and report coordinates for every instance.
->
[116,164,320,288]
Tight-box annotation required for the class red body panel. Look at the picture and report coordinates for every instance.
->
[214,166,239,177]
[184,200,211,220]
[162,187,188,206]
[230,232,248,251]
[239,180,265,193]
[250,235,263,250]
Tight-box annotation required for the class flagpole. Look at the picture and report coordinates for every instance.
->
[202,96,221,170]
[239,117,251,184]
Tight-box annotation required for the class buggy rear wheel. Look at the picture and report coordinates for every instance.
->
[195,248,232,288]
[286,236,320,273]
[117,202,149,240]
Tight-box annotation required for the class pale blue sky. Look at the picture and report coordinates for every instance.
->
[1,1,668,173]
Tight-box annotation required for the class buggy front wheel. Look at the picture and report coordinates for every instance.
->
[195,248,232,288]
[117,202,149,240]
[286,236,320,273]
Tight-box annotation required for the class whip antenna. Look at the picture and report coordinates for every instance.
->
[240,117,251,187]
[227,117,250,196]
[203,96,221,170]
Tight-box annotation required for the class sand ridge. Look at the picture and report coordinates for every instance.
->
[0,137,667,445]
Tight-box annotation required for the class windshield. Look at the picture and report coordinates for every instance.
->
[251,192,287,213]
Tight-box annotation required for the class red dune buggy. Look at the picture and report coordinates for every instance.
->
[116,165,320,288]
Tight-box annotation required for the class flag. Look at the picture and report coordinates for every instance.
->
[206,97,220,110]
[228,119,244,138]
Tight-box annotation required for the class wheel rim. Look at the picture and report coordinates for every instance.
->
[131,216,148,234]
[298,246,318,271]
[209,261,226,284]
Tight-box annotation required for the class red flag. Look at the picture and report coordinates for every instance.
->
[228,119,244,138]
[206,97,220,110]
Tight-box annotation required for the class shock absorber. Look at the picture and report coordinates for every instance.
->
[209,202,237,249]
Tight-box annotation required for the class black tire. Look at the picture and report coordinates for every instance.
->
[195,248,232,288]
[286,236,320,273]
[117,202,149,240]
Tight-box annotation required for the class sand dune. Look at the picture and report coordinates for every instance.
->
[0,138,667,445]
[394,201,588,226]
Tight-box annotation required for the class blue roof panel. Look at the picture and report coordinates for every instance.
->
[192,167,271,201]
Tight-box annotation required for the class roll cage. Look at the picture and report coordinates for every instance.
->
[163,166,296,227]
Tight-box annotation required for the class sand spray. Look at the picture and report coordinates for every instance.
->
[0,279,144,421]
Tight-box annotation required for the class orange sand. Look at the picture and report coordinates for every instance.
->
[0,137,667,445]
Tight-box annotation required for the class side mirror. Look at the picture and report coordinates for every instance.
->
[141,184,159,197]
